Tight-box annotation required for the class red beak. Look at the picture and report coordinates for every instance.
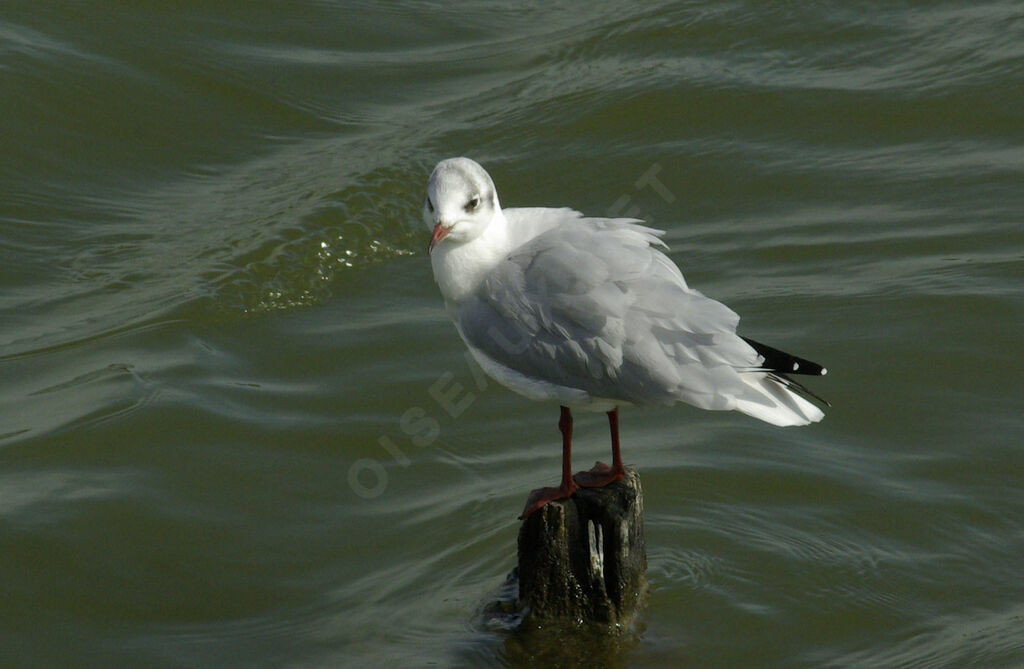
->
[428,222,450,253]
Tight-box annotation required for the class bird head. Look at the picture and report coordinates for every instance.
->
[423,157,500,253]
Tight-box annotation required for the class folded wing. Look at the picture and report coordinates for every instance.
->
[457,214,824,425]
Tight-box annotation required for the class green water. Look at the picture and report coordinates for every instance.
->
[2,2,1023,666]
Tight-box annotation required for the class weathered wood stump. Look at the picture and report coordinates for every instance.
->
[516,467,646,630]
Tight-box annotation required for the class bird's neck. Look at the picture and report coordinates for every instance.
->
[430,211,511,304]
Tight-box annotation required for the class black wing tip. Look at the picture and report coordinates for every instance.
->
[741,336,827,376]
[741,336,831,407]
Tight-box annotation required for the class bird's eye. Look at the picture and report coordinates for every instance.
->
[466,195,481,212]
[426,198,434,213]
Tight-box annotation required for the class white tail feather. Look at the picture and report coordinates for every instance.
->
[732,375,825,427]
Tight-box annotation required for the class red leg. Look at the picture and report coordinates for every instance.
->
[520,406,579,519]
[573,406,625,488]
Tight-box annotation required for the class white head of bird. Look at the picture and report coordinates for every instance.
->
[423,157,500,253]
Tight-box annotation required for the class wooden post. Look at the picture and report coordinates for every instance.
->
[516,467,646,630]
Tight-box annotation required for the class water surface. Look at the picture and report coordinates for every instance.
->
[2,2,1023,666]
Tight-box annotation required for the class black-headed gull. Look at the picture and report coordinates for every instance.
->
[424,157,827,518]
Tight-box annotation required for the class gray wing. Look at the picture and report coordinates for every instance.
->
[456,217,759,408]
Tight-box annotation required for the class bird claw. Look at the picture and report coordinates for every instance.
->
[573,461,624,488]
[519,481,578,520]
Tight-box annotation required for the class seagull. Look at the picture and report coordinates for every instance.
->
[423,157,827,519]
